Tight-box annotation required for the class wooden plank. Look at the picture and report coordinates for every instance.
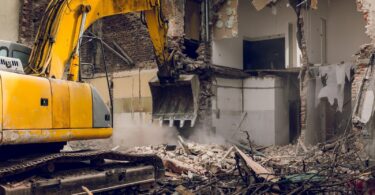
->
[235,146,278,182]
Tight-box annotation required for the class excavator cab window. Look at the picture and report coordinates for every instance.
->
[0,47,8,57]
[12,50,29,67]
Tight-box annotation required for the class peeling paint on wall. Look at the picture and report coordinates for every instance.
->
[213,0,239,40]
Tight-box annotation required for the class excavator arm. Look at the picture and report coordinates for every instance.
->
[26,0,170,80]
[25,0,199,128]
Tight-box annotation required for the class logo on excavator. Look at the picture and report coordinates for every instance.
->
[0,56,24,74]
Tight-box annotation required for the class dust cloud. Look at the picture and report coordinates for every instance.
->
[112,113,179,148]
[181,127,227,145]
[112,113,227,148]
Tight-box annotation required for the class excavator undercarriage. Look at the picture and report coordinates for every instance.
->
[0,149,164,195]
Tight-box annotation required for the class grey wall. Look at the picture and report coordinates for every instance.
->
[212,76,292,146]
[212,78,244,139]
[326,0,370,63]
[242,76,290,146]
[0,0,21,42]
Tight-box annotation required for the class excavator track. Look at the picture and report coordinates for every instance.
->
[0,150,165,194]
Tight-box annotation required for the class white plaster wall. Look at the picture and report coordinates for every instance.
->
[212,0,370,68]
[212,0,298,69]
[242,76,289,146]
[212,78,243,138]
[326,0,371,64]
[212,38,243,69]
[0,0,21,42]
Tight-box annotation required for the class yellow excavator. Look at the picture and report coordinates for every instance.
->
[0,0,199,194]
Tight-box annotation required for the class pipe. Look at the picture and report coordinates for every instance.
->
[205,0,210,42]
[76,9,88,55]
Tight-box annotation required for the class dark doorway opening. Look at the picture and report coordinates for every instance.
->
[243,37,286,70]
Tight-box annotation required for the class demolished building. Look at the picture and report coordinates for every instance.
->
[10,0,373,147]
[1,0,374,151]
[0,0,374,193]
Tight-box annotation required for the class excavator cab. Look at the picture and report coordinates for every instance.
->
[0,40,31,73]
[149,74,200,128]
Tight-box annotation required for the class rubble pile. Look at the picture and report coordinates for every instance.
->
[130,132,373,194]
[256,132,371,194]
[130,141,242,194]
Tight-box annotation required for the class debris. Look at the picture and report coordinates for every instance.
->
[81,186,93,195]
[298,139,308,153]
[131,131,371,194]
[165,144,177,151]
[175,185,195,195]
[178,136,192,155]
[111,145,120,151]
[163,158,205,175]
[221,146,234,161]
[235,146,277,182]
[130,142,241,194]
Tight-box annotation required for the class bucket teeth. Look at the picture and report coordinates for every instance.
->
[180,120,185,128]
[169,118,174,127]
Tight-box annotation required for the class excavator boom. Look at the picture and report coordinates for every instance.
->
[25,0,199,130]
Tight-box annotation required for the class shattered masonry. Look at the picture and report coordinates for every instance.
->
[357,0,375,42]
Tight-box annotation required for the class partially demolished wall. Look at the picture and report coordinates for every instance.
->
[358,0,375,42]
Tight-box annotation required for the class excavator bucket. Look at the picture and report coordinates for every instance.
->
[149,75,200,128]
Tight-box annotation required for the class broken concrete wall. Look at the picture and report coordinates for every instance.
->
[212,0,299,69]
[298,0,368,134]
[357,0,375,43]
[213,0,239,40]
[163,0,185,37]
[212,0,369,70]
